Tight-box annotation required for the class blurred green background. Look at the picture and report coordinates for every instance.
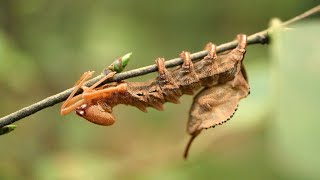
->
[0,1,319,179]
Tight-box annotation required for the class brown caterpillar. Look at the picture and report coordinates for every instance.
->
[61,34,249,158]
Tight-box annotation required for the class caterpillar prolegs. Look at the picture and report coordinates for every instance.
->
[61,34,249,159]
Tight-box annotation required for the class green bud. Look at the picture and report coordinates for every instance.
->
[0,125,17,136]
[108,52,132,73]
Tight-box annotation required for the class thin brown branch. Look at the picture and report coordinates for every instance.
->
[0,5,319,127]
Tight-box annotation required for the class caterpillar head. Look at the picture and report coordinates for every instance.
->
[76,104,115,126]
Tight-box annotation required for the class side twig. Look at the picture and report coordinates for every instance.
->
[0,5,319,127]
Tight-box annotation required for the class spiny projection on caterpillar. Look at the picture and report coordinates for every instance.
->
[60,34,250,159]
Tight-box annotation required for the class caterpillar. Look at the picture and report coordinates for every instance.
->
[60,34,250,159]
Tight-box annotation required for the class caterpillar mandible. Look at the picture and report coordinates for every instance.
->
[60,34,249,159]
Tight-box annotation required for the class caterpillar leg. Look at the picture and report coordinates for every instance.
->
[227,34,247,66]
[60,71,95,115]
[61,71,116,115]
[204,42,218,61]
[176,51,201,95]
[81,72,127,101]
[196,43,219,87]
[155,58,182,103]
[236,34,248,49]
[216,34,248,76]
[83,71,116,92]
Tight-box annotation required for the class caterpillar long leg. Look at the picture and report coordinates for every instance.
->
[60,53,133,125]
[61,71,120,126]
[60,71,95,115]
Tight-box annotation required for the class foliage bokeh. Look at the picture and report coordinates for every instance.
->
[0,1,319,179]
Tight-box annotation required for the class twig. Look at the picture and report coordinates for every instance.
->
[0,5,319,127]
